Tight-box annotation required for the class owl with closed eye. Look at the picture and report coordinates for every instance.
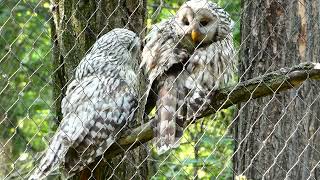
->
[29,28,140,179]
[141,0,235,154]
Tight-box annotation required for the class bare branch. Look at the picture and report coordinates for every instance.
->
[92,62,320,163]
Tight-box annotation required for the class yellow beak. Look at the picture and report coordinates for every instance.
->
[191,30,201,43]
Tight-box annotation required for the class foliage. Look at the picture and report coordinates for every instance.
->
[150,108,235,179]
[146,0,240,179]
[0,0,240,179]
[0,0,53,177]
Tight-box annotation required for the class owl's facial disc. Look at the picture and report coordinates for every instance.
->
[192,9,219,44]
[177,7,218,46]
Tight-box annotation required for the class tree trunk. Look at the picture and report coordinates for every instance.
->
[234,0,320,179]
[50,0,148,179]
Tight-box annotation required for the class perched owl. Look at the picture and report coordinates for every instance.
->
[29,28,140,179]
[141,0,235,154]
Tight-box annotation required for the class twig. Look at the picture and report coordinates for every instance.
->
[105,62,320,157]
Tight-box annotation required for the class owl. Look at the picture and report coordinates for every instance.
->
[141,0,235,154]
[29,28,140,179]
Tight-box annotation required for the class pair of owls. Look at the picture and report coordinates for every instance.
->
[29,0,235,179]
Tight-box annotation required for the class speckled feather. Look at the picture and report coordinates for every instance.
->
[29,28,140,179]
[141,0,235,154]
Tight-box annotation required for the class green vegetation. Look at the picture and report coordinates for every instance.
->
[0,0,53,177]
[0,0,240,178]
[147,1,240,179]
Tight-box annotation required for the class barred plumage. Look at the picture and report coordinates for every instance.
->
[29,28,140,179]
[141,0,235,154]
[185,34,235,118]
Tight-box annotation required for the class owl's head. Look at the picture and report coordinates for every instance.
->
[174,0,232,46]
[92,28,140,63]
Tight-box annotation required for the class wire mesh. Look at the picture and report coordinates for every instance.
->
[0,0,319,179]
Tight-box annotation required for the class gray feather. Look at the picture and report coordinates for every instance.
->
[141,0,236,154]
[29,28,140,179]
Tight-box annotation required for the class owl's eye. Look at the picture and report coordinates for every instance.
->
[182,17,189,25]
[200,19,210,26]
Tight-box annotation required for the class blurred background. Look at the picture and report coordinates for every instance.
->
[0,0,240,179]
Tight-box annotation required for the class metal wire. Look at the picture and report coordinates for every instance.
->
[0,0,319,179]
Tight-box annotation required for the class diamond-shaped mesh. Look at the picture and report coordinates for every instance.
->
[0,0,319,179]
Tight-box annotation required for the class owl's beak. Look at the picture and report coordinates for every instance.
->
[191,30,201,43]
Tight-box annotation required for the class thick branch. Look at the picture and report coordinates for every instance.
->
[102,62,320,159]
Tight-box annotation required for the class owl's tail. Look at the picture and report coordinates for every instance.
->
[155,76,185,154]
[29,132,69,180]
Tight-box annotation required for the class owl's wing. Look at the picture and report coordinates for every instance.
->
[141,20,179,81]
[155,72,187,154]
[141,19,188,115]
[75,55,111,80]
[30,75,137,179]
[141,20,190,154]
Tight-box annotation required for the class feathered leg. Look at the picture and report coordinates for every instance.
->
[174,76,187,148]
[155,75,180,154]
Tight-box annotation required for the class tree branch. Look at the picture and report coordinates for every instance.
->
[100,62,320,159]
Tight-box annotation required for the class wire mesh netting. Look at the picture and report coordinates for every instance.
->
[1,0,320,179]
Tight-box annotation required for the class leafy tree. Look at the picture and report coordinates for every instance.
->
[0,0,241,179]
[0,0,52,177]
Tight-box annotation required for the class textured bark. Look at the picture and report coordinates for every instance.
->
[234,0,320,179]
[50,0,147,179]
[0,134,11,178]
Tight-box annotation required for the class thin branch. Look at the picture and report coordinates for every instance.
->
[76,62,320,176]
[102,62,320,158]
